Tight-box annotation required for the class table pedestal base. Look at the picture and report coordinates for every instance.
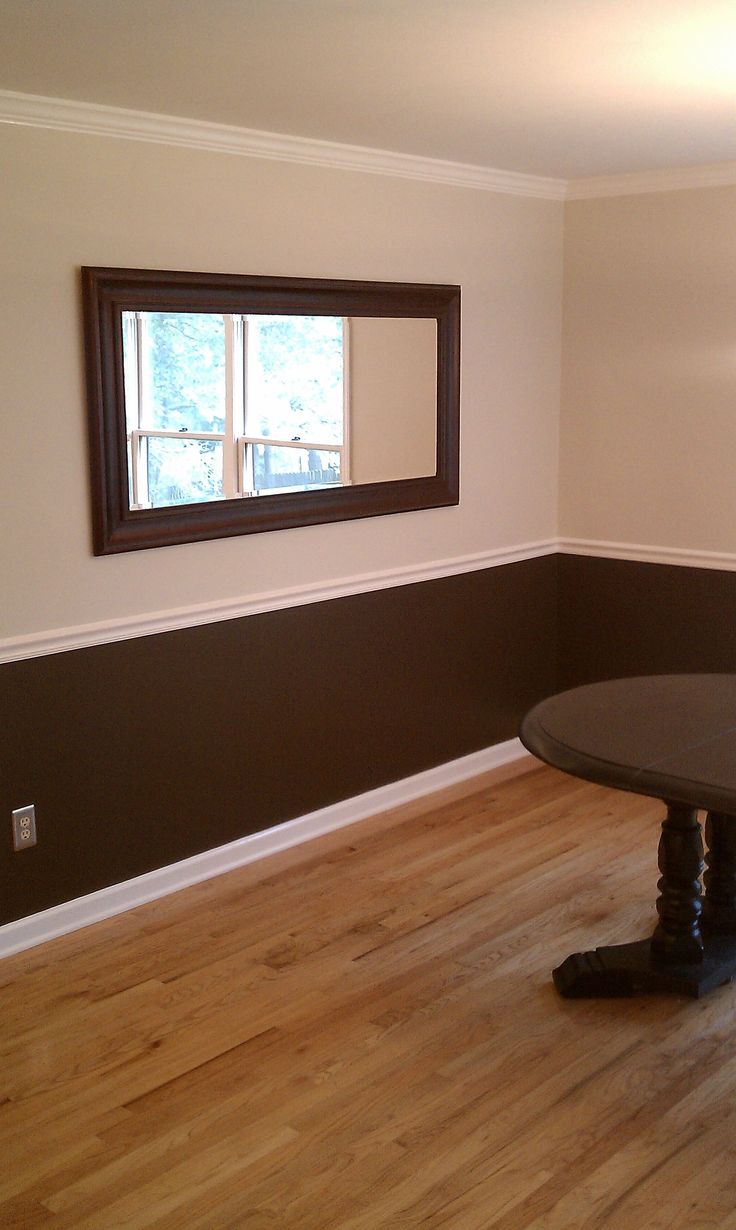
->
[554,936,736,999]
[554,803,736,998]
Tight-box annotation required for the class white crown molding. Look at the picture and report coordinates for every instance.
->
[3,90,735,202]
[558,537,736,571]
[566,162,736,200]
[0,89,567,200]
[0,540,557,665]
[0,737,533,958]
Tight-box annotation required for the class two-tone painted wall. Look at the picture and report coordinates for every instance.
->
[4,114,736,934]
[1,121,562,927]
[559,185,736,689]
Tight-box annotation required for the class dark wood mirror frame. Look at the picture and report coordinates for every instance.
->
[82,267,460,554]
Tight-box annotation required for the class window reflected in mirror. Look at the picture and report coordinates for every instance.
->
[122,311,349,507]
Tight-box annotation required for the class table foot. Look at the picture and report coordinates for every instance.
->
[553,936,736,999]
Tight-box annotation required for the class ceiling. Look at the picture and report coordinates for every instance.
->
[2,0,736,180]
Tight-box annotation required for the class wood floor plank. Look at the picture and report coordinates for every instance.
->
[2,766,734,1227]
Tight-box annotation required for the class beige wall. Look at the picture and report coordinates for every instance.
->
[0,124,563,641]
[349,317,437,484]
[560,186,736,552]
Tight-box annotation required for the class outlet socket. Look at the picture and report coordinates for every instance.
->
[12,805,37,851]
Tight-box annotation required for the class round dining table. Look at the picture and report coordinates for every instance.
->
[520,675,736,997]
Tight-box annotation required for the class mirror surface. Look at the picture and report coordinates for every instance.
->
[122,311,437,510]
[82,268,459,554]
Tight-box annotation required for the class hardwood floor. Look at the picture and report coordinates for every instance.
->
[2,765,736,1228]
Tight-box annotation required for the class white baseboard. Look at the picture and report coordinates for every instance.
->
[0,737,531,960]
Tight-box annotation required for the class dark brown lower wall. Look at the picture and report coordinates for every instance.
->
[558,554,736,688]
[1,556,557,925]
[9,552,736,928]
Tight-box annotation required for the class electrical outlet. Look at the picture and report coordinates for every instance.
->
[12,805,37,851]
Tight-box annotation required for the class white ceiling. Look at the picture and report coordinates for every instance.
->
[2,0,736,179]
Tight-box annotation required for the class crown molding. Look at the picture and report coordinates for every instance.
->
[0,540,557,664]
[3,90,735,202]
[566,162,736,200]
[0,89,567,200]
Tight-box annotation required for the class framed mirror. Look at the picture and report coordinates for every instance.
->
[82,267,460,554]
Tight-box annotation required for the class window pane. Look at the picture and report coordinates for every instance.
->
[146,437,224,507]
[141,313,226,432]
[246,316,343,445]
[249,444,341,494]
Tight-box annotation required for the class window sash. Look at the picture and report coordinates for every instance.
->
[238,437,346,497]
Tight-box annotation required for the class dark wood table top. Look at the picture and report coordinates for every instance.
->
[520,674,736,815]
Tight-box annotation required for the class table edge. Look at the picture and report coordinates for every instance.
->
[519,710,736,815]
